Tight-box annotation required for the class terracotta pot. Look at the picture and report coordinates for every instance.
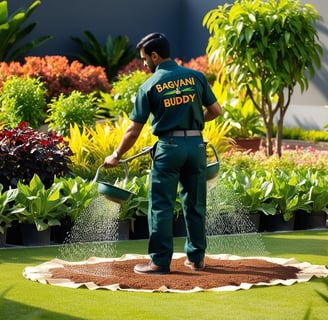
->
[235,137,262,152]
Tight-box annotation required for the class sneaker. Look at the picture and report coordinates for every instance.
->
[134,261,170,275]
[184,259,205,271]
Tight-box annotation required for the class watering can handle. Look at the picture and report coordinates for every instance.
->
[92,146,153,186]
[120,146,153,163]
[119,146,152,188]
[92,164,104,184]
[206,143,219,163]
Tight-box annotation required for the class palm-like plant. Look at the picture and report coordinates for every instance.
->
[71,31,137,81]
[0,0,52,62]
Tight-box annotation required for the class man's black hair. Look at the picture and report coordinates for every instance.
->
[136,32,170,58]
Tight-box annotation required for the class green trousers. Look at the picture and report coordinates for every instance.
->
[148,135,207,267]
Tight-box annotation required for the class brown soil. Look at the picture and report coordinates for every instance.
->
[49,257,300,291]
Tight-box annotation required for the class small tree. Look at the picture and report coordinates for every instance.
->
[203,0,323,156]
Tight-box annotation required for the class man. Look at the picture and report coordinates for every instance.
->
[104,32,222,274]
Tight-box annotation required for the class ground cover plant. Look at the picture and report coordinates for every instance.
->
[0,230,327,319]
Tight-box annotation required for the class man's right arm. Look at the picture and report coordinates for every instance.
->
[103,121,144,168]
[204,101,222,122]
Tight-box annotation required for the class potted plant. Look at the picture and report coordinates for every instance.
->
[14,174,68,245]
[294,169,328,230]
[0,186,24,246]
[221,167,276,231]
[262,169,313,232]
[52,175,99,243]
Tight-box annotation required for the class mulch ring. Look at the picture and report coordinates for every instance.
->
[49,256,300,291]
[23,254,328,293]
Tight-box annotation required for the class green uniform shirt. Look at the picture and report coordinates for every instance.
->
[130,60,217,136]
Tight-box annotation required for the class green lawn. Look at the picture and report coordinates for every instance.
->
[1,230,327,320]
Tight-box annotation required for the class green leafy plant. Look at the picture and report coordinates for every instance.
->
[54,175,98,223]
[211,67,264,140]
[97,70,150,119]
[204,0,323,156]
[272,126,328,142]
[46,90,98,137]
[0,122,73,190]
[221,168,276,216]
[300,169,328,213]
[0,76,47,128]
[15,174,68,231]
[71,31,137,81]
[219,101,264,139]
[0,185,24,234]
[119,175,150,220]
[0,0,52,62]
[258,169,312,221]
[66,116,157,180]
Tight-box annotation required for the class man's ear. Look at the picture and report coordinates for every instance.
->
[151,51,160,62]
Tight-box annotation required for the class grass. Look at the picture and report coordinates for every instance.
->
[0,229,327,320]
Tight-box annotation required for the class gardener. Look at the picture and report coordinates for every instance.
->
[104,32,222,274]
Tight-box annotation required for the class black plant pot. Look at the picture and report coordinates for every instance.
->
[20,223,51,246]
[294,210,327,230]
[262,214,295,232]
[52,218,73,244]
[247,213,261,232]
[0,228,7,247]
[118,220,131,240]
[5,220,22,245]
[130,216,149,240]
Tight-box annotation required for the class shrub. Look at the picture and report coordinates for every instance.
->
[0,122,73,190]
[118,55,220,84]
[97,70,150,119]
[15,174,68,231]
[181,55,220,85]
[46,90,98,137]
[0,56,110,99]
[272,126,328,142]
[118,58,148,75]
[0,76,47,128]
[66,116,156,181]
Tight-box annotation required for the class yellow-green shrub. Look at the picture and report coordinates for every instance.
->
[66,113,234,181]
[66,115,156,181]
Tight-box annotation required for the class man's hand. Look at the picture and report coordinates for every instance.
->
[103,153,120,168]
[103,121,144,169]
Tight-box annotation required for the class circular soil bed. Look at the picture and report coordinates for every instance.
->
[49,256,299,291]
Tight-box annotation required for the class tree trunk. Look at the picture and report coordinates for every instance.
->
[276,117,284,158]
